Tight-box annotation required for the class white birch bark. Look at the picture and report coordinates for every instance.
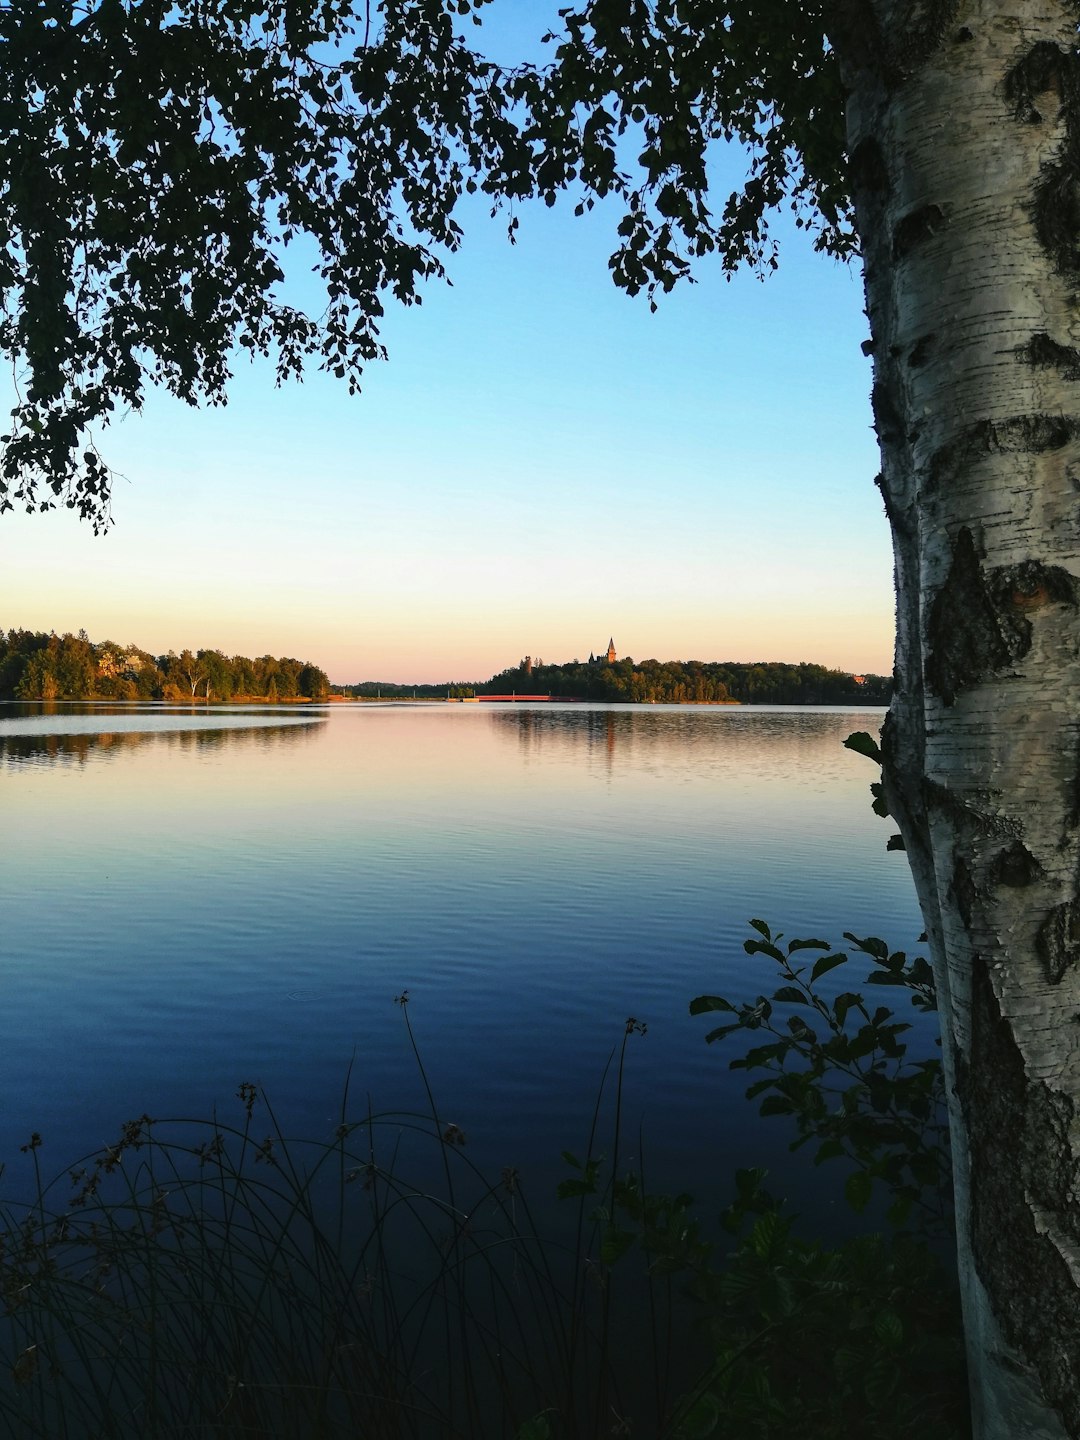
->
[837,1,1080,1432]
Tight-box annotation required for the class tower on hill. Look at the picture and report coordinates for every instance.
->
[606,637,617,664]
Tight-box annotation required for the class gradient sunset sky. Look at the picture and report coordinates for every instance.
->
[0,9,891,686]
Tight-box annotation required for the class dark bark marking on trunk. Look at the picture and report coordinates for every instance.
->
[1032,157,1080,275]
[882,0,960,77]
[892,203,947,261]
[967,961,1080,1431]
[874,471,914,537]
[953,854,976,929]
[926,415,1080,494]
[1005,41,1073,122]
[1006,45,1080,274]
[993,558,1079,612]
[849,136,889,196]
[988,841,1044,889]
[908,332,935,368]
[934,826,1041,942]
[923,775,1020,841]
[832,0,956,87]
[871,378,904,444]
[829,0,884,80]
[926,527,1077,702]
[926,529,1029,703]
[1016,332,1080,379]
[1038,898,1080,984]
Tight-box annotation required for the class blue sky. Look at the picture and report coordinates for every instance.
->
[0,7,892,684]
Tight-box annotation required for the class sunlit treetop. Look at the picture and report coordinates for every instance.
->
[0,0,850,528]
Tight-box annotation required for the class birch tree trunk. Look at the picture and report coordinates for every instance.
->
[837,2,1080,1432]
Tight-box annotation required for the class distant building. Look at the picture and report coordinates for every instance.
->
[520,641,616,671]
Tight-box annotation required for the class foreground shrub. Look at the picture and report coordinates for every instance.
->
[0,930,968,1438]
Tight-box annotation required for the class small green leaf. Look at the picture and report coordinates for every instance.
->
[814,1139,845,1164]
[833,991,862,1026]
[845,1170,873,1213]
[557,1178,595,1199]
[844,730,882,763]
[601,1225,634,1265]
[735,1166,768,1198]
[887,1194,913,1226]
[689,994,735,1016]
[748,918,772,940]
[771,985,808,1005]
[750,1209,786,1261]
[811,952,848,983]
[911,1153,944,1187]
[787,937,831,953]
[674,1390,720,1439]
[843,933,889,962]
[516,1417,552,1440]
[734,1041,784,1069]
[704,1022,745,1044]
[744,939,786,963]
[758,1095,794,1117]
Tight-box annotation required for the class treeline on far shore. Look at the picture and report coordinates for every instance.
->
[3,629,889,709]
[0,629,330,702]
[477,656,891,705]
[343,681,479,699]
[342,657,892,706]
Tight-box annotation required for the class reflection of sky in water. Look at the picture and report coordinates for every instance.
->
[0,700,322,749]
[0,703,924,1231]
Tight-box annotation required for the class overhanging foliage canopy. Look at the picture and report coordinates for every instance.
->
[0,0,852,527]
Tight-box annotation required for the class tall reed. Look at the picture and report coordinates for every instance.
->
[0,931,967,1440]
[0,1002,677,1439]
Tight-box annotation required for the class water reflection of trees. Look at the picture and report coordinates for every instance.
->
[0,721,322,769]
[487,705,886,772]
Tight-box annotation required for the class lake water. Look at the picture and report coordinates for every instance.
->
[0,701,926,1217]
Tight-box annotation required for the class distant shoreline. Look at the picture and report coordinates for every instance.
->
[0,695,898,709]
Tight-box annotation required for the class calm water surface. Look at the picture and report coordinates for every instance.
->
[0,702,925,1210]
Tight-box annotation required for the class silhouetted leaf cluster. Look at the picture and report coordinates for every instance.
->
[0,2,854,524]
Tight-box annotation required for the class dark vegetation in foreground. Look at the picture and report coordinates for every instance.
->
[0,926,966,1439]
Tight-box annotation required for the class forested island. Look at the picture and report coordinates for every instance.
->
[344,655,891,706]
[0,629,330,702]
[483,655,889,705]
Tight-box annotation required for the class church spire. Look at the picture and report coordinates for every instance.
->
[606,637,616,663]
